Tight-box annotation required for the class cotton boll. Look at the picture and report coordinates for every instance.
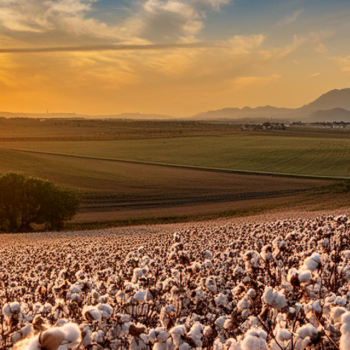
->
[262,287,286,310]
[340,312,350,350]
[92,330,105,344]
[21,324,33,337]
[242,329,267,350]
[56,319,68,327]
[204,250,212,259]
[153,343,169,350]
[215,293,228,307]
[25,323,81,350]
[188,322,203,347]
[98,303,113,319]
[25,336,41,350]
[246,289,256,299]
[294,337,311,350]
[170,325,186,346]
[335,296,347,306]
[204,260,212,269]
[2,303,11,318]
[303,253,321,272]
[179,343,192,350]
[3,302,20,318]
[226,338,242,350]
[69,285,82,295]
[331,307,347,323]
[277,328,292,342]
[116,290,125,303]
[194,287,204,300]
[214,337,225,350]
[238,298,250,311]
[312,300,322,313]
[206,277,217,293]
[91,289,100,300]
[134,289,147,302]
[298,271,312,283]
[216,316,228,329]
[297,323,317,340]
[60,323,81,344]
[340,332,350,350]
[133,268,143,282]
[83,305,101,321]
[223,319,234,330]
[12,332,22,344]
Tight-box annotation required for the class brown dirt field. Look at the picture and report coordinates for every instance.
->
[0,148,343,227]
[72,195,303,223]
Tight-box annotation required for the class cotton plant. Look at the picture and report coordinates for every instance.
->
[1,214,350,349]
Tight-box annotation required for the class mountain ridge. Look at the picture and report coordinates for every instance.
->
[190,88,350,121]
[1,88,350,122]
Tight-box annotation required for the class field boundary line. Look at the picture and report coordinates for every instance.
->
[9,148,350,181]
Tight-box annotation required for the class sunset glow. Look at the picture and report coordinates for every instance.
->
[0,0,349,116]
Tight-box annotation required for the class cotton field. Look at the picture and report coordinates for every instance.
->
[1,214,350,350]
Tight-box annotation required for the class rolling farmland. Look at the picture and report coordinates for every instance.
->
[1,120,350,227]
[0,148,333,226]
[3,135,350,178]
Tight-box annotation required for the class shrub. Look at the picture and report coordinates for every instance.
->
[0,172,81,232]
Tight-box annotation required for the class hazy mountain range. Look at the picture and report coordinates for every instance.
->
[1,88,350,122]
[191,88,350,122]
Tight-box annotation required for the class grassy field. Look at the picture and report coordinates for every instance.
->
[3,135,350,178]
[0,148,336,226]
[1,120,350,228]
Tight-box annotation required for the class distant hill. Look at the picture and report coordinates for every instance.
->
[191,106,293,121]
[2,88,350,122]
[0,111,172,120]
[0,111,79,119]
[309,108,350,122]
[92,113,173,120]
[189,88,350,122]
[300,89,350,112]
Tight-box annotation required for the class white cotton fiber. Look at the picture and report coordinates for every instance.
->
[303,253,321,272]
[242,329,267,350]
[262,287,286,309]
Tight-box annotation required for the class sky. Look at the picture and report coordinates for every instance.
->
[0,0,350,116]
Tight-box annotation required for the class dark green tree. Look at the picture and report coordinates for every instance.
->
[0,173,81,232]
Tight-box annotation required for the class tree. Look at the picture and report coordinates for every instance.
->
[0,173,81,232]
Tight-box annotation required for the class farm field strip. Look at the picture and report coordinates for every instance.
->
[3,134,350,178]
[0,148,332,224]
[8,148,350,180]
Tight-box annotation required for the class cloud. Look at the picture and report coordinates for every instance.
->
[233,74,281,89]
[0,0,121,42]
[314,43,328,54]
[309,72,321,77]
[332,55,350,72]
[228,34,266,54]
[276,9,304,27]
[0,42,219,54]
[123,0,231,42]
[0,0,232,49]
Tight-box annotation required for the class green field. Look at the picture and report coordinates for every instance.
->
[3,135,350,178]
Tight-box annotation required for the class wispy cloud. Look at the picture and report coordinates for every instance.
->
[332,55,350,72]
[309,72,321,77]
[122,0,232,42]
[0,42,220,54]
[276,9,304,27]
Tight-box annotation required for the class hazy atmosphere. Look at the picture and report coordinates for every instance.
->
[3,2,350,350]
[1,0,350,116]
